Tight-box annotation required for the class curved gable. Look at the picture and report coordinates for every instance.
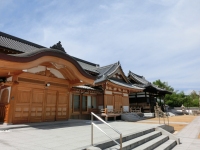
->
[0,48,95,85]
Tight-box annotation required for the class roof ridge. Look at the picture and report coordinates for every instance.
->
[107,64,120,76]
[0,31,45,49]
[129,70,144,78]
[97,62,118,69]
[101,63,118,77]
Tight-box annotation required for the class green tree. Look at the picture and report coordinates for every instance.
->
[153,79,199,107]
[153,79,174,92]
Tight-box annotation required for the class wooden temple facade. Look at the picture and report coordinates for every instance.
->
[0,31,168,124]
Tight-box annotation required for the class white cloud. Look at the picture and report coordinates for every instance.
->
[1,0,200,94]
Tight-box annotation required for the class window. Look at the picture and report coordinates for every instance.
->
[82,96,87,111]
[87,96,92,109]
[73,95,80,112]
[92,96,97,109]
[82,95,97,110]
[72,94,97,112]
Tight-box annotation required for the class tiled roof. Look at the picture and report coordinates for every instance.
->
[0,31,100,74]
[95,62,131,85]
[0,31,45,52]
[8,48,66,57]
[94,62,120,84]
[129,71,172,94]
[72,56,99,74]
[97,63,119,77]
[108,79,144,90]
[128,71,150,85]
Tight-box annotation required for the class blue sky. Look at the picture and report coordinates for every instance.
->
[1,0,200,94]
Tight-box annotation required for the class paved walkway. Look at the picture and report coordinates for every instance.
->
[0,117,200,150]
[173,116,200,150]
[0,120,160,150]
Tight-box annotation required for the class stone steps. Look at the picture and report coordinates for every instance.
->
[92,128,155,149]
[121,113,142,122]
[132,135,169,150]
[154,139,177,150]
[86,127,178,150]
[104,131,162,150]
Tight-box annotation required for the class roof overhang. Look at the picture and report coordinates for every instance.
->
[95,79,144,93]
[0,48,96,85]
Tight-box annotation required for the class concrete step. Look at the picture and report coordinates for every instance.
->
[94,128,155,149]
[104,131,162,150]
[132,135,169,150]
[121,113,141,121]
[154,139,177,150]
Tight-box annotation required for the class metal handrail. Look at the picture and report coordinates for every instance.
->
[91,112,122,150]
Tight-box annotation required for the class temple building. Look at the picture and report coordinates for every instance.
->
[128,71,171,113]
[0,31,169,124]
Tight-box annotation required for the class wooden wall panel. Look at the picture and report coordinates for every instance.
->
[13,87,31,124]
[105,95,113,106]
[30,89,44,122]
[44,90,57,121]
[122,96,129,106]
[56,92,68,120]
[97,94,104,106]
[17,87,31,103]
[114,95,122,111]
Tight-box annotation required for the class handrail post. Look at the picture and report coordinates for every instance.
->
[91,112,122,149]
[91,112,93,146]
[120,134,122,150]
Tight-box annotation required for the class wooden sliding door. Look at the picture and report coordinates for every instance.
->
[44,90,57,121]
[56,92,68,120]
[13,86,69,123]
[13,87,31,124]
[30,89,45,122]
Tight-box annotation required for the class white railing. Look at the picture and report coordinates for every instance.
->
[91,112,122,150]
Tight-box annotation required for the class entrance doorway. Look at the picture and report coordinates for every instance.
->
[13,87,69,124]
[71,94,97,119]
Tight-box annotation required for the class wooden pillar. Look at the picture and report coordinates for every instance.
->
[104,94,106,109]
[135,93,137,106]
[7,84,17,124]
[145,92,147,102]
[159,95,161,106]
[80,91,82,119]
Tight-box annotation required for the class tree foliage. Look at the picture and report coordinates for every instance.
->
[153,80,199,107]
[153,79,174,92]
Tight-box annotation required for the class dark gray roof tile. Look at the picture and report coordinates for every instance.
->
[0,31,45,52]
[108,79,143,90]
[72,56,100,74]
[128,71,150,85]
[77,60,99,73]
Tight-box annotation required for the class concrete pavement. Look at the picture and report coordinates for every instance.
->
[0,120,160,150]
[0,116,200,150]
[172,116,200,150]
